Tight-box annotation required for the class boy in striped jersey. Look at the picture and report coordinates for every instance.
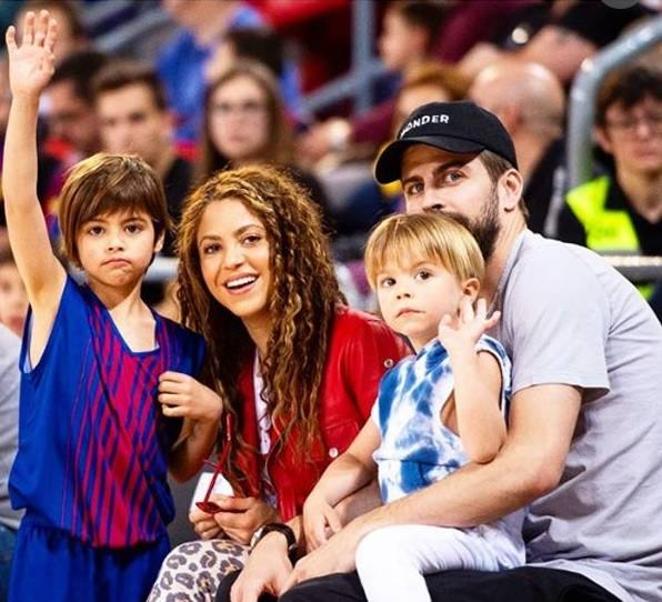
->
[4,11,222,601]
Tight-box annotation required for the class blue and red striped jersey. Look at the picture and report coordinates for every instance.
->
[9,276,205,548]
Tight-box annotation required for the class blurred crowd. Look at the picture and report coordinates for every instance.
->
[0,2,660,601]
[0,0,660,331]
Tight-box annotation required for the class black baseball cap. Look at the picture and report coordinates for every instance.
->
[374,101,518,184]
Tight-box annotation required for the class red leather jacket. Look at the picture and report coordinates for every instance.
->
[228,306,410,521]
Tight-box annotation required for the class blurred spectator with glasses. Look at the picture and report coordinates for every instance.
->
[563,65,662,320]
[158,0,264,146]
[197,61,331,230]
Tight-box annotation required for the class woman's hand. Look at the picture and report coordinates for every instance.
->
[302,492,342,552]
[209,495,278,545]
[230,532,293,602]
[6,10,58,100]
[189,505,223,540]
[158,371,222,423]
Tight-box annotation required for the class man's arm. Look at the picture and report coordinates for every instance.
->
[360,384,580,528]
[281,383,581,588]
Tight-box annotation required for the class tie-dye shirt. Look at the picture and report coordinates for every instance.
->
[372,335,524,567]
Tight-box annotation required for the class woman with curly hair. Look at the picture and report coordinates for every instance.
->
[148,165,409,601]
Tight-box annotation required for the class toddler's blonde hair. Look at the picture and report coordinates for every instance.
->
[365,213,484,289]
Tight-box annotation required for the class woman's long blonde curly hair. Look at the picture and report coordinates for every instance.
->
[177,165,344,490]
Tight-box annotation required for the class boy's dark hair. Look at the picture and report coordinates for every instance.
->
[49,50,108,104]
[388,1,446,51]
[225,28,285,78]
[58,154,170,266]
[596,65,662,126]
[21,0,86,40]
[92,60,167,111]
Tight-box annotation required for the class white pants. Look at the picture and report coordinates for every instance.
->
[355,524,503,602]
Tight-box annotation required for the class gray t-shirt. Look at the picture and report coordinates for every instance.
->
[0,324,22,530]
[492,230,662,602]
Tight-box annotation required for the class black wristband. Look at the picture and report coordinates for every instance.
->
[252,522,298,562]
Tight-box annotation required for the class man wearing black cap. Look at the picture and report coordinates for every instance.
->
[272,102,662,602]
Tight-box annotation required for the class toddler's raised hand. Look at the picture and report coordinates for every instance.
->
[438,297,500,353]
[6,10,58,99]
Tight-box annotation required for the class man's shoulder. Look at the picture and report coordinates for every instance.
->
[502,233,613,322]
[512,232,599,281]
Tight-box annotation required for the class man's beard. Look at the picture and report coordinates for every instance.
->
[444,187,501,262]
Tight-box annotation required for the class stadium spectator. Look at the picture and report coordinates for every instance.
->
[93,60,192,256]
[430,0,540,64]
[4,12,214,599]
[197,61,331,228]
[158,0,264,145]
[469,60,584,243]
[44,50,108,161]
[333,61,469,256]
[564,65,662,317]
[0,53,63,234]
[298,0,445,165]
[392,62,470,134]
[458,1,654,83]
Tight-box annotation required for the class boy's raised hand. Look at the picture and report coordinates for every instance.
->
[438,297,500,353]
[6,10,58,99]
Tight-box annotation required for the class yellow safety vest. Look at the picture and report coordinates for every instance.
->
[566,176,653,298]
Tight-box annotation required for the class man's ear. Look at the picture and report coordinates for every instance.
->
[499,169,523,212]
[594,125,613,155]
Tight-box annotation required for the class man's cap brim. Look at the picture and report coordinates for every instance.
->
[374,136,484,184]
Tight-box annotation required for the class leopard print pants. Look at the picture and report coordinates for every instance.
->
[147,539,249,602]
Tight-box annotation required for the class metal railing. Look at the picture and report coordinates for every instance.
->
[144,255,662,285]
[603,256,662,283]
[301,0,384,117]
